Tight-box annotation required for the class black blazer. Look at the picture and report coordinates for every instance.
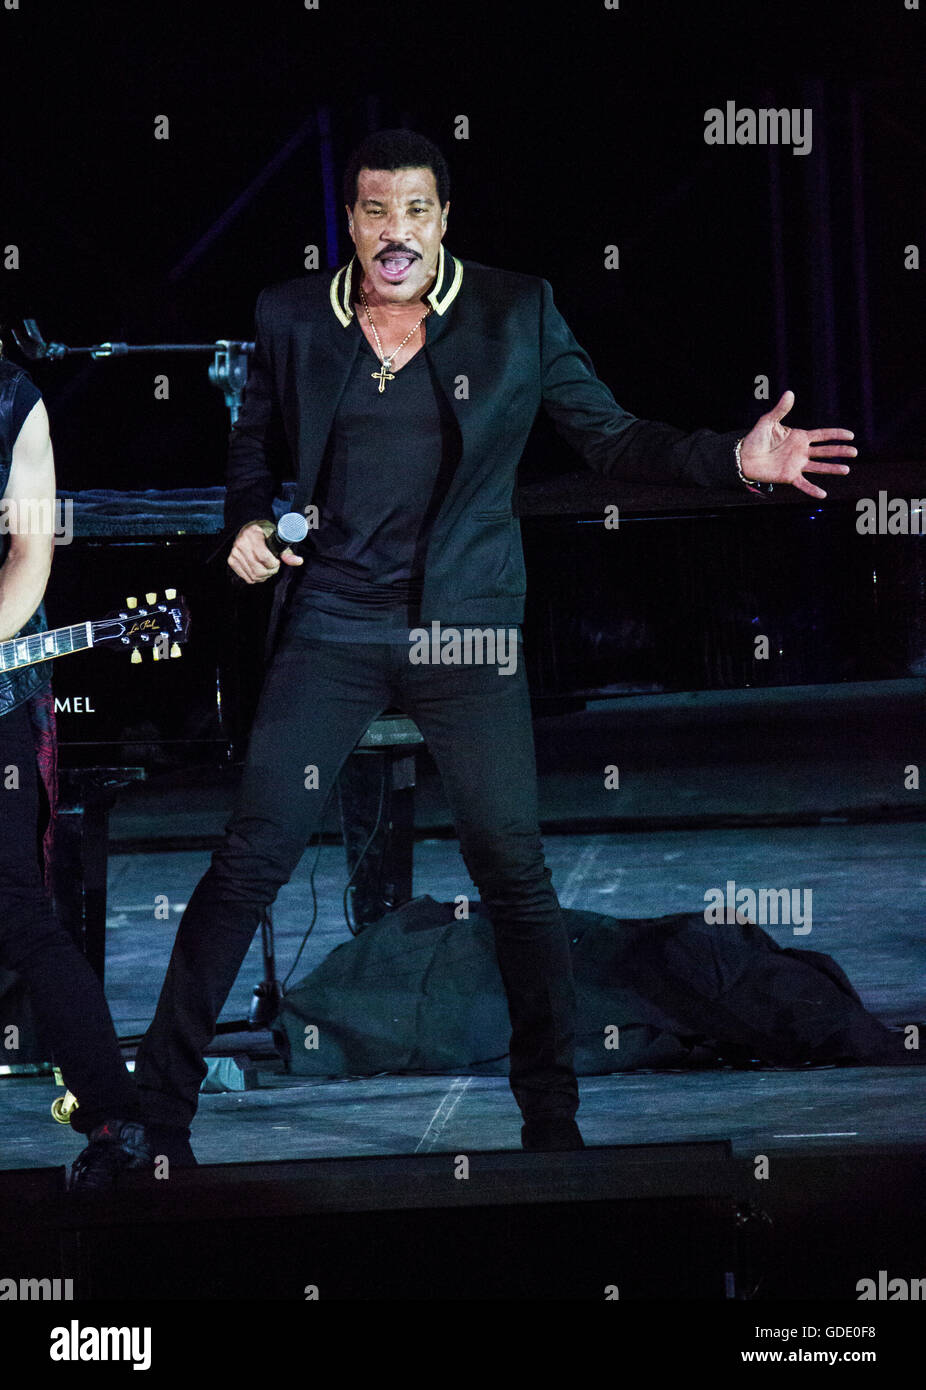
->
[225,249,746,626]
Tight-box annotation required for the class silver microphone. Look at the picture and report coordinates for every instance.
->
[266,512,310,557]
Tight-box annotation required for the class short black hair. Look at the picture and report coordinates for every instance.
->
[342,129,450,209]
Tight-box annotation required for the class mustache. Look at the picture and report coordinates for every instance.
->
[374,245,420,259]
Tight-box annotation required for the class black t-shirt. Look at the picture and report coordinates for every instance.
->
[285,329,462,643]
[10,377,41,445]
[0,361,42,470]
[1,361,43,564]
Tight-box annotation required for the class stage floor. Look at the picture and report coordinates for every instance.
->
[1,818,923,1172]
[1,686,924,1303]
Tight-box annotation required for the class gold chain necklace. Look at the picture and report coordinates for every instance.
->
[358,284,432,393]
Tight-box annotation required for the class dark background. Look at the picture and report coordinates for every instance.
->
[0,0,922,495]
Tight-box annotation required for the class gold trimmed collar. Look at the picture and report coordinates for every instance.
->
[329,244,463,326]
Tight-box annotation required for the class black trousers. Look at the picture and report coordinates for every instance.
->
[0,700,138,1134]
[135,631,579,1131]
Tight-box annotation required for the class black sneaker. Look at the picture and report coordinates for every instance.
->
[521,1117,585,1151]
[68,1119,154,1193]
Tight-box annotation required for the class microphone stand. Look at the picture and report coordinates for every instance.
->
[9,318,253,424]
[248,908,284,1027]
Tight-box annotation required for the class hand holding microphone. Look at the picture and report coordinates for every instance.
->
[228,512,309,584]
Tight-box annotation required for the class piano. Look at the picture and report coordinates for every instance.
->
[43,461,926,761]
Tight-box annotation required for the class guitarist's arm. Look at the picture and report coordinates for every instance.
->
[0,397,55,641]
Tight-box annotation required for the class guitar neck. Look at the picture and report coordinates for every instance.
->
[0,622,94,673]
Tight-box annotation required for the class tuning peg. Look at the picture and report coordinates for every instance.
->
[170,643,182,659]
[131,647,142,664]
[165,587,177,600]
[146,592,157,604]
[126,596,138,609]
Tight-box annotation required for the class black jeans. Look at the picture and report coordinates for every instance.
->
[135,631,579,1130]
[0,701,138,1134]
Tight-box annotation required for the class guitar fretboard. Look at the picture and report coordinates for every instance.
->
[0,622,94,672]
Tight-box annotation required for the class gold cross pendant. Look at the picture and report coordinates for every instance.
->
[372,359,395,393]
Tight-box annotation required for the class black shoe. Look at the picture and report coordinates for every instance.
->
[68,1119,154,1193]
[521,1117,585,1151]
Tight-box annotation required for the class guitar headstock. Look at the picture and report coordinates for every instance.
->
[94,589,191,662]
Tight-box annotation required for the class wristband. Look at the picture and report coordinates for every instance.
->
[735,438,774,494]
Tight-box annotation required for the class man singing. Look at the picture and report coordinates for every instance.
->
[0,346,151,1190]
[132,129,854,1162]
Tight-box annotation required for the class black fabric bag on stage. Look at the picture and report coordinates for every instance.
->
[275,895,921,1078]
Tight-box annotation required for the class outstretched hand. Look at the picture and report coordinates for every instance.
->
[739,390,856,498]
